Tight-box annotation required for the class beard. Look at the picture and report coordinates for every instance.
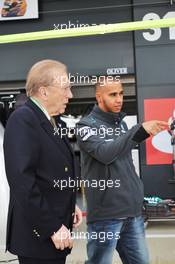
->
[102,99,122,113]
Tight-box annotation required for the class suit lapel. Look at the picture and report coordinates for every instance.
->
[55,118,75,157]
[25,99,73,160]
[41,121,73,160]
[63,136,74,157]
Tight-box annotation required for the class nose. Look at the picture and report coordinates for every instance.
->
[115,94,122,103]
[67,88,73,99]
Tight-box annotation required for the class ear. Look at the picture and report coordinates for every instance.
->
[96,92,102,104]
[38,86,48,100]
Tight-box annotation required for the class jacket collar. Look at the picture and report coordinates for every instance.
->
[91,104,126,125]
[25,98,51,124]
[25,98,63,125]
[25,98,74,158]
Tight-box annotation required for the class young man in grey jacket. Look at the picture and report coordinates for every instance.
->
[76,77,167,264]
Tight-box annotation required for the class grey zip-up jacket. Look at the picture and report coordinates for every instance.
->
[76,105,150,223]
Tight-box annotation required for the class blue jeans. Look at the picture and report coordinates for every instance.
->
[86,216,149,264]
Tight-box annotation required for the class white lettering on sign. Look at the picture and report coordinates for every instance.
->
[142,12,175,41]
[143,13,161,41]
[107,68,128,75]
[164,12,175,40]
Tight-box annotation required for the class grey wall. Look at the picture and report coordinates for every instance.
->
[0,0,133,81]
[1,0,175,198]
[133,0,175,197]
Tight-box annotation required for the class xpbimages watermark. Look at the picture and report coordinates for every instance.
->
[53,177,121,191]
[53,21,107,30]
[57,230,120,243]
[53,125,126,139]
[53,74,120,86]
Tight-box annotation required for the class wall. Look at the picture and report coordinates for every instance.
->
[133,0,175,197]
[0,0,133,81]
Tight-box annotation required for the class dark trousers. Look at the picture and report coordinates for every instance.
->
[18,256,66,264]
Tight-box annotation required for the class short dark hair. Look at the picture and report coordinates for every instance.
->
[95,75,121,91]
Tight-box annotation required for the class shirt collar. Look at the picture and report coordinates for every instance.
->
[92,104,126,125]
[30,97,51,121]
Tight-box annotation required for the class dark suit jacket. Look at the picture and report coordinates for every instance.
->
[3,99,77,259]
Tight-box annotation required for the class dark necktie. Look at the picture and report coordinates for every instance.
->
[50,117,57,129]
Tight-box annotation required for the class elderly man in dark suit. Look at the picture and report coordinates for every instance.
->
[3,60,82,264]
